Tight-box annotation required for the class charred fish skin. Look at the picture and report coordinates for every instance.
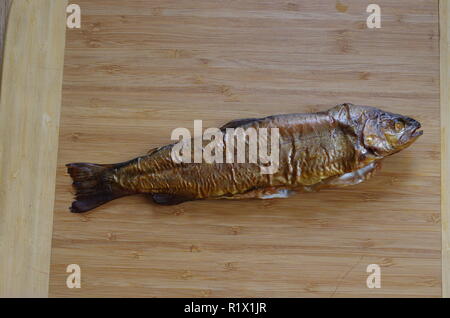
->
[112,111,359,198]
[66,103,423,213]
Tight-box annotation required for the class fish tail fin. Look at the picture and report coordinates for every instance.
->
[66,162,130,213]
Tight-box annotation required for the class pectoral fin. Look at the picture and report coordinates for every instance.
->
[218,187,294,200]
[307,161,382,191]
[260,188,294,199]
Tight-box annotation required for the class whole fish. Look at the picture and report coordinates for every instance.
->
[67,103,422,213]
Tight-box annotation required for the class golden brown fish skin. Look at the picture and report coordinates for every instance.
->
[113,105,369,199]
[67,103,423,212]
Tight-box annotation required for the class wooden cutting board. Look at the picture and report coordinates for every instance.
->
[50,0,441,297]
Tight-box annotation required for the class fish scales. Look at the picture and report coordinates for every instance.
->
[115,111,357,197]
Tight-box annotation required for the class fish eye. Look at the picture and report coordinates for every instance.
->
[394,120,405,132]
[366,135,376,145]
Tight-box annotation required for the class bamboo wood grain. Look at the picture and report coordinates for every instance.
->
[0,1,10,43]
[440,0,450,299]
[0,0,67,297]
[51,0,441,297]
[0,0,11,71]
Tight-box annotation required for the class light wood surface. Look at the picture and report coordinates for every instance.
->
[0,1,11,57]
[0,0,11,79]
[50,0,441,297]
[0,0,67,297]
[440,0,450,299]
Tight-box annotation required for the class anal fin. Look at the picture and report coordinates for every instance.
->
[151,193,193,205]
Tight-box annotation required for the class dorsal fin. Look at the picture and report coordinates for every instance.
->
[147,144,172,156]
[220,117,261,130]
[147,147,160,156]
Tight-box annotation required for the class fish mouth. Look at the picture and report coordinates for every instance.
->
[400,124,423,146]
[411,125,423,138]
[412,129,423,137]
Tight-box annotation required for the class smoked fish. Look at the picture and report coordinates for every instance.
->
[67,103,423,213]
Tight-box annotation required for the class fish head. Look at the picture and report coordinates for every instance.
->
[362,110,423,157]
